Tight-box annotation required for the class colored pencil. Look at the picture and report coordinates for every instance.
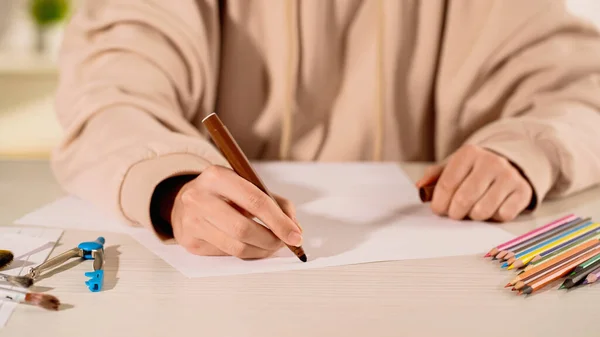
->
[518,231,600,275]
[500,217,587,260]
[504,220,595,265]
[202,113,307,262]
[504,220,594,265]
[510,241,600,290]
[519,249,600,295]
[582,266,600,285]
[485,214,577,257]
[560,257,600,289]
[505,222,600,269]
[502,222,600,270]
[524,228,600,267]
[510,241,600,289]
[506,239,600,286]
[570,252,600,276]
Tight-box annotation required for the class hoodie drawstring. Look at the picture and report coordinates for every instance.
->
[280,0,384,161]
[280,0,297,161]
[373,0,384,161]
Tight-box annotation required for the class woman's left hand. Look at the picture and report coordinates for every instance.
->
[416,144,534,222]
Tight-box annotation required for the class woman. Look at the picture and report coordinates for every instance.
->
[52,0,600,259]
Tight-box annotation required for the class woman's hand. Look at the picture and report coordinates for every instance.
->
[170,165,302,259]
[416,144,534,222]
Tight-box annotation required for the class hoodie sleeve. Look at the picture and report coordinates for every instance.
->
[51,0,228,232]
[438,0,600,209]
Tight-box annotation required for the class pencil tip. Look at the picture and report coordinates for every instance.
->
[560,280,573,289]
[484,253,490,258]
[299,254,307,262]
[506,265,514,270]
[504,283,511,288]
[501,263,508,268]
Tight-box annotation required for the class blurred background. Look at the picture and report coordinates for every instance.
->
[0,0,598,160]
[0,0,76,159]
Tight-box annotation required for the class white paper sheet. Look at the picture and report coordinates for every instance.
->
[15,163,514,278]
[0,234,51,261]
[0,227,63,327]
[15,197,140,234]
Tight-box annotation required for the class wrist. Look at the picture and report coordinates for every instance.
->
[150,174,197,239]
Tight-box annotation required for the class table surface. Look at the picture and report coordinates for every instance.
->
[1,160,599,337]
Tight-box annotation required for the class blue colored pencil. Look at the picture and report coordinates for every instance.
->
[528,227,600,264]
[500,217,587,260]
[501,220,595,268]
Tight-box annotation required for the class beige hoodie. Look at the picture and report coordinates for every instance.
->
[52,0,600,234]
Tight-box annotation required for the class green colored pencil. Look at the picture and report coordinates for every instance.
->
[560,258,600,289]
[569,252,600,275]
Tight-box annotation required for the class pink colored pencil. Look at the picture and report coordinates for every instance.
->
[582,266,600,285]
[484,214,577,257]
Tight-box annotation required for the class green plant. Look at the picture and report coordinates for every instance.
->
[29,0,69,28]
[28,0,70,53]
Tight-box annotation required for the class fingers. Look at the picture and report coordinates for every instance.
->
[196,166,303,247]
[430,146,478,216]
[428,145,534,222]
[178,214,274,259]
[447,159,496,220]
[468,179,514,221]
[172,165,301,259]
[493,186,533,222]
[274,194,297,221]
[199,221,274,259]
[273,194,304,233]
[179,238,227,256]
[201,197,283,251]
[416,164,443,188]
[172,212,227,256]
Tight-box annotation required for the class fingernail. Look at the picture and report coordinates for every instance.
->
[288,231,303,246]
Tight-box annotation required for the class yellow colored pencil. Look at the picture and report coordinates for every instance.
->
[507,223,600,270]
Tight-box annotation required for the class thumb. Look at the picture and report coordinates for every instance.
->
[416,164,444,188]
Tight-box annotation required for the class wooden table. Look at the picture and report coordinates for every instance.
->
[1,160,599,337]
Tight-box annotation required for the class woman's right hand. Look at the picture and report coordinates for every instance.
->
[170,165,303,259]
